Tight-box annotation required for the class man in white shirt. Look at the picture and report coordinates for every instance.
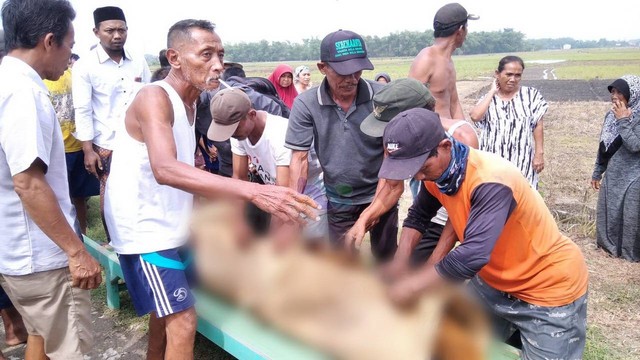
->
[208,88,328,239]
[0,1,101,359]
[72,6,151,233]
[210,88,291,186]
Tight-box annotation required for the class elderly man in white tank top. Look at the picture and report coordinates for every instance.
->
[103,19,318,360]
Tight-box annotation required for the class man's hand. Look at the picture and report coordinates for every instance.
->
[387,264,444,306]
[206,144,218,161]
[379,257,411,283]
[344,219,370,254]
[251,184,319,225]
[533,151,544,173]
[83,146,102,179]
[68,249,102,290]
[388,274,422,306]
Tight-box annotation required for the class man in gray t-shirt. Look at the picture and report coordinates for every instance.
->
[285,30,398,261]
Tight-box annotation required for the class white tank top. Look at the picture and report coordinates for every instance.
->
[105,81,196,254]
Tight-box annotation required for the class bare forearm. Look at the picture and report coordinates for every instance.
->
[288,151,309,193]
[13,171,83,257]
[533,119,544,154]
[276,166,290,187]
[81,140,94,153]
[395,227,424,261]
[154,161,256,202]
[469,94,494,121]
[426,220,458,266]
[360,179,403,228]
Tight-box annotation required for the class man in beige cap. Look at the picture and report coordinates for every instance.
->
[209,88,328,239]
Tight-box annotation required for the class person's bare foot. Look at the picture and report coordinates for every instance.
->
[1,307,28,346]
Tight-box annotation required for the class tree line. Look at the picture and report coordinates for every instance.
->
[146,29,635,65]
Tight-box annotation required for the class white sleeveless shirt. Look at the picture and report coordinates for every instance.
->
[105,81,196,254]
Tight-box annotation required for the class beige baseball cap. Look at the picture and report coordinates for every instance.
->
[207,88,252,142]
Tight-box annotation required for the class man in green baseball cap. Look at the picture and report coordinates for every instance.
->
[360,78,437,137]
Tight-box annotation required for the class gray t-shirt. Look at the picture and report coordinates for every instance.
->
[285,78,384,205]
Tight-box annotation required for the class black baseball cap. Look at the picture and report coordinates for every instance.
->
[361,78,436,137]
[433,3,479,36]
[320,29,374,76]
[378,108,447,180]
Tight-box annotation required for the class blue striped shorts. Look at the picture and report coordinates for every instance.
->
[118,247,196,318]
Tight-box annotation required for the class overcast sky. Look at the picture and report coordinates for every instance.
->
[63,0,639,57]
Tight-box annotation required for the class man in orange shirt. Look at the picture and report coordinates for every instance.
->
[378,108,588,359]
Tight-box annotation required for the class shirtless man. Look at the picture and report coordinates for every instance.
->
[104,19,318,360]
[408,3,478,119]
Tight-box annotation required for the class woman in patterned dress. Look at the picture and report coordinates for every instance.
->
[470,55,548,189]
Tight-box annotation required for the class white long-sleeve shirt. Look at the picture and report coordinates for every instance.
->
[72,45,151,150]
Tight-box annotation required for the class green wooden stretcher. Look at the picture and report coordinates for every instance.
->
[83,235,521,360]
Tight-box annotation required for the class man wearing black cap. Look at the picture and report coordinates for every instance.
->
[72,6,151,237]
[409,3,478,119]
[379,108,589,360]
[346,78,478,270]
[285,29,398,261]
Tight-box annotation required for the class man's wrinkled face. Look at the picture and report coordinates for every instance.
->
[318,62,361,99]
[94,20,127,52]
[175,28,225,92]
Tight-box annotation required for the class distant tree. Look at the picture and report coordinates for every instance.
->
[212,30,633,62]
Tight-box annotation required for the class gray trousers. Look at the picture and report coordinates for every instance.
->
[469,276,587,360]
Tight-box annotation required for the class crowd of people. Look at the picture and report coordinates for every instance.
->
[0,0,636,359]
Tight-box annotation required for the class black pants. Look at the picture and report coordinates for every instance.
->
[409,221,444,266]
[327,201,398,262]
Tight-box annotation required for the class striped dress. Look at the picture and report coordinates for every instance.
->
[474,86,548,188]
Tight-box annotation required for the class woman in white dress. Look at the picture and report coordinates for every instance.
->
[470,55,548,189]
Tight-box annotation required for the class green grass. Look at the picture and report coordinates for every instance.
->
[150,48,639,83]
[584,326,623,360]
[86,196,107,242]
[238,47,640,82]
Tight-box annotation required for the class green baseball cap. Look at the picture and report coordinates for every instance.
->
[361,78,436,137]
